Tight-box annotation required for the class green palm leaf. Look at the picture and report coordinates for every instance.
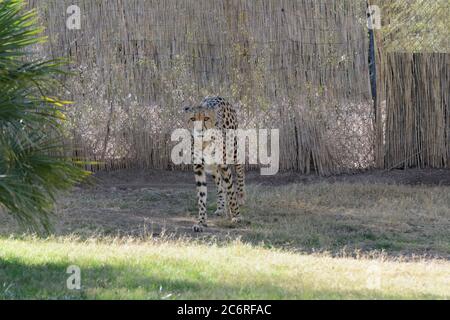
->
[0,0,90,233]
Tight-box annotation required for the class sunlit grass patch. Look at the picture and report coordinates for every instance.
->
[0,237,448,300]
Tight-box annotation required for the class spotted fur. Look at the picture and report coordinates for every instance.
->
[185,96,245,232]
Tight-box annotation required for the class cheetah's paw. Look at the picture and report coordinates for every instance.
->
[231,216,242,224]
[192,223,207,232]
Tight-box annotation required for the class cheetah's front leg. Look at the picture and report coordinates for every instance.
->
[212,166,225,216]
[193,164,207,232]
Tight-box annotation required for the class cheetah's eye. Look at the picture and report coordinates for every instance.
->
[190,117,196,122]
[204,117,210,122]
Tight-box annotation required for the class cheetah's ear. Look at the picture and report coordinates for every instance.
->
[183,106,192,113]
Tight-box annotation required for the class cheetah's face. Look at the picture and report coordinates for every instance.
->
[186,110,216,133]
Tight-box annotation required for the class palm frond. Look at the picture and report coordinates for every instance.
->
[0,0,90,232]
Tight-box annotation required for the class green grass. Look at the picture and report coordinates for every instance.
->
[0,237,449,300]
[0,176,449,299]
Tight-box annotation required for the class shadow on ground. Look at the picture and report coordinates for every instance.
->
[0,169,449,260]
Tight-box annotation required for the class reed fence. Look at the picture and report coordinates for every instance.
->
[27,0,449,173]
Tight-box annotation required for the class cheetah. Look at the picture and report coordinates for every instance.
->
[184,96,245,232]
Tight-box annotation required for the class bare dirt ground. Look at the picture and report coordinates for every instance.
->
[94,167,450,187]
[1,169,449,259]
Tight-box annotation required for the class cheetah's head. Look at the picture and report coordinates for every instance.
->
[183,105,215,131]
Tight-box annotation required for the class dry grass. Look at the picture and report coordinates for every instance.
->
[244,182,450,257]
[0,170,448,258]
